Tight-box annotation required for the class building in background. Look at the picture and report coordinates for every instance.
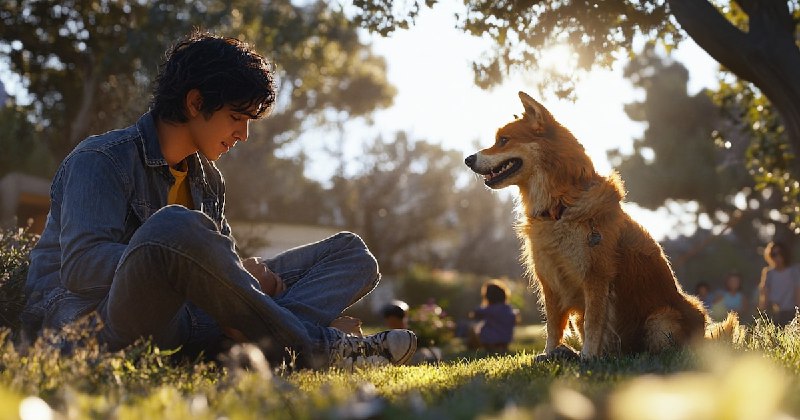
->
[0,172,51,234]
[229,221,341,259]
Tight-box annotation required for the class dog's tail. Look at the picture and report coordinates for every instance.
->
[705,312,745,345]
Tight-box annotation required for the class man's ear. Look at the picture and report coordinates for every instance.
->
[518,91,548,132]
[185,89,203,118]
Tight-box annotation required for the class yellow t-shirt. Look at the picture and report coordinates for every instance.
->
[168,166,193,208]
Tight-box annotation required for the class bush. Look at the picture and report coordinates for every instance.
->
[0,227,37,333]
[407,303,454,347]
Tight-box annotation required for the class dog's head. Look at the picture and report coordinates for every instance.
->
[465,92,594,195]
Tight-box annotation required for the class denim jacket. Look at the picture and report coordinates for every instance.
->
[21,111,231,336]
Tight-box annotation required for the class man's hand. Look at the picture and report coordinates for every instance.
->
[242,257,286,296]
[225,258,285,343]
[330,316,364,337]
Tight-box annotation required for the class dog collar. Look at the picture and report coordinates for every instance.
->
[532,205,602,247]
[534,202,567,221]
[532,179,600,221]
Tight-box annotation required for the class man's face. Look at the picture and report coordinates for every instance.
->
[187,105,252,161]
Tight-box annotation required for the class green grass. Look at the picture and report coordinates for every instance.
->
[3,229,800,419]
[0,318,799,419]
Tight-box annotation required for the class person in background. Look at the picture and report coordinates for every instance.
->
[382,300,410,330]
[759,241,800,326]
[381,300,441,363]
[694,281,713,311]
[718,272,749,317]
[470,280,519,353]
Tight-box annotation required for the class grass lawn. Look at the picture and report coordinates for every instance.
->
[1,318,799,419]
[2,230,800,419]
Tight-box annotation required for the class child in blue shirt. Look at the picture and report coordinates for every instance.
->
[471,280,519,352]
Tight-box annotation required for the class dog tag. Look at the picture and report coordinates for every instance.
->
[588,230,602,247]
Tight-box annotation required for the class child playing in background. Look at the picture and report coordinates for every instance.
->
[382,300,410,330]
[713,272,748,320]
[470,280,519,352]
[382,300,441,363]
[694,281,713,311]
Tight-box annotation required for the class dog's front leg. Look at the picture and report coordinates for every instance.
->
[580,278,611,359]
[540,281,570,354]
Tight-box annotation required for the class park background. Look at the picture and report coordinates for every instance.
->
[1,1,800,418]
[1,0,793,326]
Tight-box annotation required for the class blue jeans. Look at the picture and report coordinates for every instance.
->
[97,206,379,367]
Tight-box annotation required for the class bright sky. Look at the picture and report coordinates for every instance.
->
[297,3,722,241]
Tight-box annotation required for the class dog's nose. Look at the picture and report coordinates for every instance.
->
[465,154,477,168]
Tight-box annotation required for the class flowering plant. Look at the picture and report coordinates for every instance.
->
[408,301,454,346]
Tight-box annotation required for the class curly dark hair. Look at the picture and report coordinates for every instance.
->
[150,30,277,123]
[482,280,509,305]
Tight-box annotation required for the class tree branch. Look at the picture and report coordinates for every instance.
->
[667,0,758,82]
[744,0,794,44]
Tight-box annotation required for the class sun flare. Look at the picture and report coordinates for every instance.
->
[538,44,577,70]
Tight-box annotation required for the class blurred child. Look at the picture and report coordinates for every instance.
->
[382,300,441,363]
[719,272,748,316]
[470,280,519,352]
[695,281,713,310]
[381,300,410,330]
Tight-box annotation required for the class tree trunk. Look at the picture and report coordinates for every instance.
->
[67,60,99,156]
[668,0,800,175]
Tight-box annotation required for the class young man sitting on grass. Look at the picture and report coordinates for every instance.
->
[20,31,416,369]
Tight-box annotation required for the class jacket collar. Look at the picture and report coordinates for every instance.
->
[135,111,169,168]
[135,111,210,188]
[136,111,205,177]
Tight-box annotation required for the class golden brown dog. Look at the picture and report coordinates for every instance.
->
[465,92,727,360]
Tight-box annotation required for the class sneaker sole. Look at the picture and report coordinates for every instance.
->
[393,331,418,365]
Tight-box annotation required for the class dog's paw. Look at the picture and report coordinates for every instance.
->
[535,344,580,363]
[552,345,581,361]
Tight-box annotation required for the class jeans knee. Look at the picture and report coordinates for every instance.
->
[333,231,363,246]
[131,205,224,252]
[335,231,380,289]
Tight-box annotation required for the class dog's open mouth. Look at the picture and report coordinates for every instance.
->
[482,158,522,186]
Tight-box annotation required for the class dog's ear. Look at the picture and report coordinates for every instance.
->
[518,91,547,132]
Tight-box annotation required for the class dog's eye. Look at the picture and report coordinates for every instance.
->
[497,137,509,146]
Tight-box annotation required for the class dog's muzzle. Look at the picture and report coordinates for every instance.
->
[464,154,477,169]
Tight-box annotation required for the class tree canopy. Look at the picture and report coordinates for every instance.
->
[610,46,736,215]
[0,0,394,163]
[352,0,800,226]
[611,49,787,269]
[326,132,522,276]
[329,133,463,273]
[0,0,396,225]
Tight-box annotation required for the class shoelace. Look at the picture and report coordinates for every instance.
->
[334,332,394,362]
[361,332,395,360]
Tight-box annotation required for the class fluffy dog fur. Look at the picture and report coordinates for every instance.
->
[465,92,735,360]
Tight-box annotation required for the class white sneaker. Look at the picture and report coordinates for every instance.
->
[329,329,417,369]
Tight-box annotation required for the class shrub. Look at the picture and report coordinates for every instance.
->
[407,302,454,347]
[0,227,37,333]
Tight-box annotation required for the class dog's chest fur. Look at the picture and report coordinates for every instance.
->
[532,221,590,278]
[518,178,624,310]
[521,219,595,306]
